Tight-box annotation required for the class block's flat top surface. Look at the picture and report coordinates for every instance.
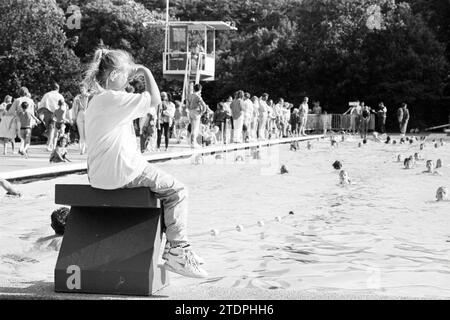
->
[55,184,160,208]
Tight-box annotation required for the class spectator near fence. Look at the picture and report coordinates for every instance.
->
[377,102,387,134]
[231,90,245,143]
[242,92,253,142]
[187,84,208,148]
[213,99,230,143]
[397,103,410,136]
[257,93,269,140]
[298,97,309,136]
[344,101,360,134]
[251,96,260,140]
[360,104,372,139]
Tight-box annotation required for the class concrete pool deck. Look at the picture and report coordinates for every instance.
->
[1,135,324,181]
[0,280,417,300]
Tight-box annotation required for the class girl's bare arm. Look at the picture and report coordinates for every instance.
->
[134,65,161,110]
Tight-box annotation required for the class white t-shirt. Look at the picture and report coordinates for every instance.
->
[38,90,65,113]
[10,96,35,116]
[85,90,152,190]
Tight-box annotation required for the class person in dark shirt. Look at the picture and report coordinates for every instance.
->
[290,108,300,136]
[213,100,231,144]
[377,102,387,134]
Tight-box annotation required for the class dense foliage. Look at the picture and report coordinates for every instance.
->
[0,0,82,101]
[0,0,448,129]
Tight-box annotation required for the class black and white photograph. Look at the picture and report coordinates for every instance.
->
[0,0,449,310]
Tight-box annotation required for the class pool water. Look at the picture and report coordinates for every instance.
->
[1,135,449,298]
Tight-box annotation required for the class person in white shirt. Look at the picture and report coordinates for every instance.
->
[72,86,90,154]
[38,83,65,113]
[258,93,269,140]
[156,91,175,151]
[343,101,360,134]
[83,48,207,278]
[242,92,253,142]
[282,102,291,137]
[186,84,208,148]
[298,96,309,136]
[9,87,36,139]
[273,98,284,137]
[251,96,260,140]
[38,83,66,150]
[231,90,245,143]
[0,95,12,115]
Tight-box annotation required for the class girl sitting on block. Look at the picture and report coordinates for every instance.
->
[83,48,207,278]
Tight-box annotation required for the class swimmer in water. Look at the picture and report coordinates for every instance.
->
[423,160,434,173]
[0,178,21,196]
[404,156,414,169]
[339,170,351,185]
[436,186,448,201]
[414,152,423,161]
[420,143,424,150]
[422,160,441,175]
[332,160,342,170]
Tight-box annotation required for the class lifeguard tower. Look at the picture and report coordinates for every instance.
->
[162,21,236,102]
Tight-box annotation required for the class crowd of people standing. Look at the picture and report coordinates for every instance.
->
[0,83,88,159]
[0,81,414,158]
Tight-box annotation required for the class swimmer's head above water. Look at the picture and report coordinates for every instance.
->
[404,156,414,169]
[339,170,351,185]
[425,160,434,172]
[436,186,448,201]
[333,160,342,170]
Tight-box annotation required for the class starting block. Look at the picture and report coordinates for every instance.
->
[54,184,169,296]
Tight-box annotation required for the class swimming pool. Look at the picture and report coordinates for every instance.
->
[1,135,449,298]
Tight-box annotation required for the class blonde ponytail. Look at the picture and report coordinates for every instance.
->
[83,48,135,95]
[83,49,107,94]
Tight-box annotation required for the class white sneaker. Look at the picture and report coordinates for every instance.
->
[163,243,205,265]
[163,245,208,278]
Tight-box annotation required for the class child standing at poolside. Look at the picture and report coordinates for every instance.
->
[83,48,207,278]
[16,101,41,157]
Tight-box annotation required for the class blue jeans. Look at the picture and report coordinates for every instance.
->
[123,164,189,244]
